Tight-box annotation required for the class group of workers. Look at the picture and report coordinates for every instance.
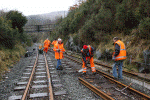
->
[38,38,65,70]
[39,36,126,80]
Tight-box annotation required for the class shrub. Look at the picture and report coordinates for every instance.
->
[138,17,150,39]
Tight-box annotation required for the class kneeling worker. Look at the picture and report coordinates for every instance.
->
[53,38,65,70]
[38,45,43,54]
[81,45,96,74]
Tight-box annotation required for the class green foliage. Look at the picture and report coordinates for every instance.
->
[0,10,29,49]
[0,17,19,49]
[6,10,27,33]
[95,5,113,32]
[138,17,150,39]
[53,0,150,48]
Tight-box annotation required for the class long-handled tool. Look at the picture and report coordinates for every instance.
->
[115,82,134,99]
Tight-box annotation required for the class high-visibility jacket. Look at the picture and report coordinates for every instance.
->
[53,42,65,59]
[81,45,94,62]
[39,45,42,49]
[51,40,57,45]
[113,40,127,61]
[81,45,94,56]
[44,39,51,48]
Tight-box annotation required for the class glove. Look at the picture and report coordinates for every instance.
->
[57,49,60,52]
[112,56,115,60]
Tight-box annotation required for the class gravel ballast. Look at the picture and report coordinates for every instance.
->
[0,43,149,100]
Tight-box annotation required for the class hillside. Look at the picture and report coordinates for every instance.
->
[51,0,150,72]
[25,11,68,25]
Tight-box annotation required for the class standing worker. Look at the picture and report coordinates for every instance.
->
[81,45,96,75]
[43,38,51,53]
[51,38,57,45]
[53,38,65,70]
[112,37,127,80]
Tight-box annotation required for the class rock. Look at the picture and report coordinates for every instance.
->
[95,50,102,60]
[65,36,81,52]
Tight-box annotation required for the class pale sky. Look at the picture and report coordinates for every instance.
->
[0,0,77,16]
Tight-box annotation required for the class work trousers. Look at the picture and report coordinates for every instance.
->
[113,60,124,79]
[82,57,96,73]
[56,59,62,69]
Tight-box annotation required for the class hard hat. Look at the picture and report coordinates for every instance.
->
[83,45,87,49]
[58,38,62,42]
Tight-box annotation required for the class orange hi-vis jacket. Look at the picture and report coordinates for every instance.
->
[53,42,65,59]
[81,45,93,58]
[44,39,51,48]
[39,45,43,49]
[51,40,57,45]
[81,45,96,73]
[113,40,127,61]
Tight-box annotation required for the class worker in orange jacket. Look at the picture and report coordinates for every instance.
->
[51,38,57,45]
[43,38,51,53]
[112,37,127,80]
[81,45,96,75]
[53,38,65,70]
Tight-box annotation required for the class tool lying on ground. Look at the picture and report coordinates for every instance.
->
[78,68,83,72]
[115,82,134,99]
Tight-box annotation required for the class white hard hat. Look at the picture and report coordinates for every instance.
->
[58,38,62,42]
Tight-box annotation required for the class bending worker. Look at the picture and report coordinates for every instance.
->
[112,37,127,80]
[53,38,65,70]
[81,45,96,75]
[43,38,51,53]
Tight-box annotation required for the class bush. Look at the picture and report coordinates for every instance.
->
[138,17,150,39]
[0,17,19,49]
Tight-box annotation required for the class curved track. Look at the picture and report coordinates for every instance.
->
[8,50,150,100]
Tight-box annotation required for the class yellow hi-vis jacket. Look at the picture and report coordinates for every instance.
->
[113,40,127,61]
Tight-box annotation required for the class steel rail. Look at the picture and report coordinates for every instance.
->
[21,52,38,100]
[64,54,150,100]
[44,53,54,100]
[66,53,150,83]
[96,69,150,100]
[78,77,114,100]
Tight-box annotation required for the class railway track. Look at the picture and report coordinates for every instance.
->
[66,51,150,84]
[63,51,150,100]
[8,51,67,100]
[8,49,150,100]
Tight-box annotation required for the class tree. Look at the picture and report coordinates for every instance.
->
[0,17,19,49]
[6,10,27,33]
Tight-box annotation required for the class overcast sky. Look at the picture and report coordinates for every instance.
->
[0,0,77,16]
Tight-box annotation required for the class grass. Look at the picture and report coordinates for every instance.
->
[0,43,26,81]
[96,30,150,72]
